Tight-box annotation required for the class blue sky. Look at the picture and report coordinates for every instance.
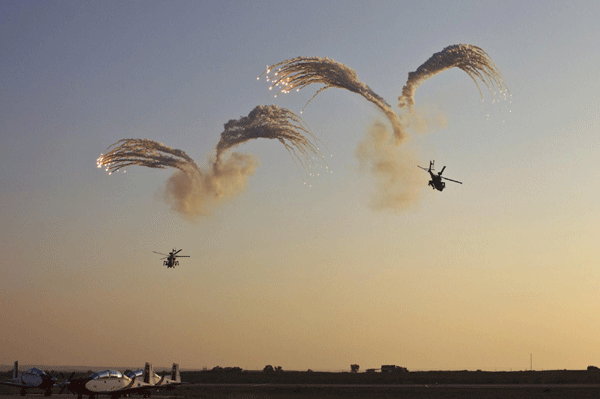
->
[2,0,600,371]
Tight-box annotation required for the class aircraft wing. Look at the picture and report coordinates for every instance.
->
[0,381,26,388]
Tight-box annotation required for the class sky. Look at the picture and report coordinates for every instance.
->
[1,0,600,372]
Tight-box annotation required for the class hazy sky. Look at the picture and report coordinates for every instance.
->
[2,0,600,372]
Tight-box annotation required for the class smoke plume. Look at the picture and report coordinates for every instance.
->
[98,106,324,219]
[260,57,406,143]
[164,152,258,219]
[215,105,325,174]
[355,122,422,212]
[398,44,510,110]
[97,138,258,219]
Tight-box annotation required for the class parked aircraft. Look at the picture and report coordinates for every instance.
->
[61,363,180,399]
[125,363,181,392]
[0,361,58,396]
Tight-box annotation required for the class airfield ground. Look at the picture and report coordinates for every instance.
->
[4,370,600,398]
[3,386,600,399]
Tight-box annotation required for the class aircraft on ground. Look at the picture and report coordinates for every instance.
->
[153,248,190,268]
[124,362,181,389]
[60,363,180,399]
[418,160,462,191]
[0,361,60,396]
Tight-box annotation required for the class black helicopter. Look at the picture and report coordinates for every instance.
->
[418,160,462,191]
[153,248,190,268]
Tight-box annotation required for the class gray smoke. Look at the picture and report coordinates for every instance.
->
[398,44,510,110]
[98,106,324,219]
[355,122,423,212]
[215,105,324,172]
[97,138,258,219]
[260,57,406,143]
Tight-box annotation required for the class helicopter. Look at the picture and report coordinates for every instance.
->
[153,248,190,268]
[418,160,462,191]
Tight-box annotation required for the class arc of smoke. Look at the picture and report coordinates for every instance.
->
[398,44,510,109]
[215,104,324,172]
[97,106,327,219]
[97,138,202,177]
[260,57,406,143]
[97,138,258,219]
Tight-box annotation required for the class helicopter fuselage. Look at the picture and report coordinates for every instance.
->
[154,248,189,268]
[428,172,445,191]
[418,161,461,191]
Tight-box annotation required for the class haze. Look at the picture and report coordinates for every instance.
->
[2,0,600,372]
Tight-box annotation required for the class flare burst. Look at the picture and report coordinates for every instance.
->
[260,57,405,143]
[398,44,510,109]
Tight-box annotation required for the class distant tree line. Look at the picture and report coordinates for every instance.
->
[263,365,283,372]
[209,366,243,373]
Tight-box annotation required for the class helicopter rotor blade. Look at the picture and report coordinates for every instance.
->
[438,166,446,175]
[417,165,429,172]
[153,251,169,256]
[175,255,190,258]
[440,176,462,184]
[174,249,183,255]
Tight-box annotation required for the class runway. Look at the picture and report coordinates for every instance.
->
[5,383,600,393]
[4,384,600,399]
[190,383,600,388]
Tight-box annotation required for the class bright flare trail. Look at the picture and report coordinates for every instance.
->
[97,45,510,217]
[97,106,326,219]
[96,138,247,219]
[215,105,325,172]
[260,57,406,143]
[398,44,510,109]
[97,138,201,177]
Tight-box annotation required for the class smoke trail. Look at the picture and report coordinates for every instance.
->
[398,44,510,109]
[97,138,257,219]
[260,57,406,143]
[215,105,325,174]
[402,105,449,135]
[355,122,422,212]
[97,138,201,176]
[164,152,258,219]
[97,106,325,219]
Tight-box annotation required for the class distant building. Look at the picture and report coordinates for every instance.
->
[381,365,395,373]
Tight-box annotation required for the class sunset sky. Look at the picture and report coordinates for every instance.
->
[2,0,600,372]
